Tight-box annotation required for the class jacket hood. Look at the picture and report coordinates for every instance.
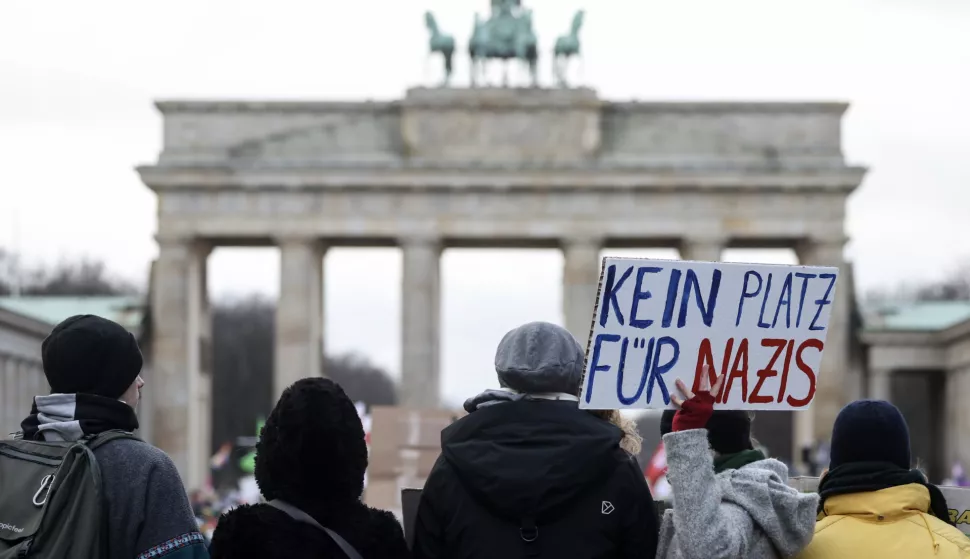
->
[441,399,624,521]
[717,458,819,556]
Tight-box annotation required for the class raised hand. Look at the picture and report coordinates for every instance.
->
[670,365,726,432]
[671,365,725,408]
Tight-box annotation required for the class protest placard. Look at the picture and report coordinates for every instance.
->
[945,486,970,535]
[579,258,839,410]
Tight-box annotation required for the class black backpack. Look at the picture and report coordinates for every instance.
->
[0,430,138,558]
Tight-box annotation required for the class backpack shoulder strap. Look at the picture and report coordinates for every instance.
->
[83,430,141,451]
[266,499,364,559]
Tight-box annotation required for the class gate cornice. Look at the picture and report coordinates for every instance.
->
[138,165,866,193]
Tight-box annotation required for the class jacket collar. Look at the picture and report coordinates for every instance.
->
[822,483,930,520]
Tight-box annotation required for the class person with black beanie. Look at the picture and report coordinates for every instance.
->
[209,378,410,559]
[15,314,209,559]
[797,399,970,559]
[655,367,818,559]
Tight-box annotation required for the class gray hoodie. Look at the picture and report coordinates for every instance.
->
[656,429,818,559]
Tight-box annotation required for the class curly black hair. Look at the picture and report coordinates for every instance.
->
[254,378,368,506]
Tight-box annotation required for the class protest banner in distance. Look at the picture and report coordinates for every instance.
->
[579,257,839,410]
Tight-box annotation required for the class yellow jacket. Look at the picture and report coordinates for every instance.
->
[798,483,970,559]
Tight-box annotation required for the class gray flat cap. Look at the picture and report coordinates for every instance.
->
[494,321,585,396]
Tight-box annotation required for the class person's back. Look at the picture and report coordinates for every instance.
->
[209,378,409,559]
[798,400,970,559]
[411,322,659,559]
[95,438,207,559]
[14,315,207,559]
[656,372,818,559]
[801,483,970,558]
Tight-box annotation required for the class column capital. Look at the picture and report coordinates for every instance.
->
[680,234,726,262]
[155,232,190,248]
[561,235,604,251]
[155,235,212,257]
[399,233,442,250]
[796,236,847,265]
[273,234,326,248]
[680,233,728,246]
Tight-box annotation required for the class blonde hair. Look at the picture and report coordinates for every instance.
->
[590,410,643,455]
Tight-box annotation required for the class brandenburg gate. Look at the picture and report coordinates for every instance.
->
[138,87,865,489]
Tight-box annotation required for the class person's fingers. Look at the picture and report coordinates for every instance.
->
[698,364,710,392]
[675,378,694,401]
[712,371,726,398]
[671,394,684,408]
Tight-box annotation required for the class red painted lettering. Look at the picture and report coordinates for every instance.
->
[787,338,823,407]
[751,339,786,404]
[693,338,718,394]
[776,339,795,403]
[723,338,749,403]
[693,338,734,403]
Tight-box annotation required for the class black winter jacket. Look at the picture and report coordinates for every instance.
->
[412,400,659,559]
[209,499,409,559]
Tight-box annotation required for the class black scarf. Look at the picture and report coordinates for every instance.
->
[20,393,139,441]
[818,461,954,525]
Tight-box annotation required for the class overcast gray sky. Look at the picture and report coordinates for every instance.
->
[2,0,968,407]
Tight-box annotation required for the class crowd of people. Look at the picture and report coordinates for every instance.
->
[1,314,969,558]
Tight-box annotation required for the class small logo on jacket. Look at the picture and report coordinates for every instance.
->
[601,501,614,515]
[0,522,24,533]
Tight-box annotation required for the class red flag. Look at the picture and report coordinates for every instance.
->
[644,442,667,489]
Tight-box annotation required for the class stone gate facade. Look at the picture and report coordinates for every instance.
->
[138,87,866,489]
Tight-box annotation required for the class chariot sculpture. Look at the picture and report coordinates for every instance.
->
[424,1,585,88]
[425,11,456,87]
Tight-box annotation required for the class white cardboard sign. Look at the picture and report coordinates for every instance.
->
[944,486,970,535]
[579,258,839,410]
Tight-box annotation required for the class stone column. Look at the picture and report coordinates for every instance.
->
[400,235,441,409]
[152,236,211,490]
[562,237,603,346]
[945,368,970,469]
[868,368,893,401]
[679,236,725,262]
[274,237,325,402]
[796,237,849,443]
[1,357,13,435]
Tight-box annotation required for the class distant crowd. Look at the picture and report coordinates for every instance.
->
[1,315,968,558]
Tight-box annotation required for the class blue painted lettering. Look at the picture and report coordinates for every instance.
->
[793,272,816,328]
[661,269,682,328]
[586,333,620,403]
[809,273,837,331]
[772,273,793,328]
[678,268,722,327]
[599,265,633,327]
[630,267,663,329]
[736,271,763,327]
[646,337,679,405]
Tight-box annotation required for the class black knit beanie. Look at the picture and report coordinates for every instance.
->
[660,409,754,455]
[830,399,911,470]
[255,378,368,506]
[42,314,143,399]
